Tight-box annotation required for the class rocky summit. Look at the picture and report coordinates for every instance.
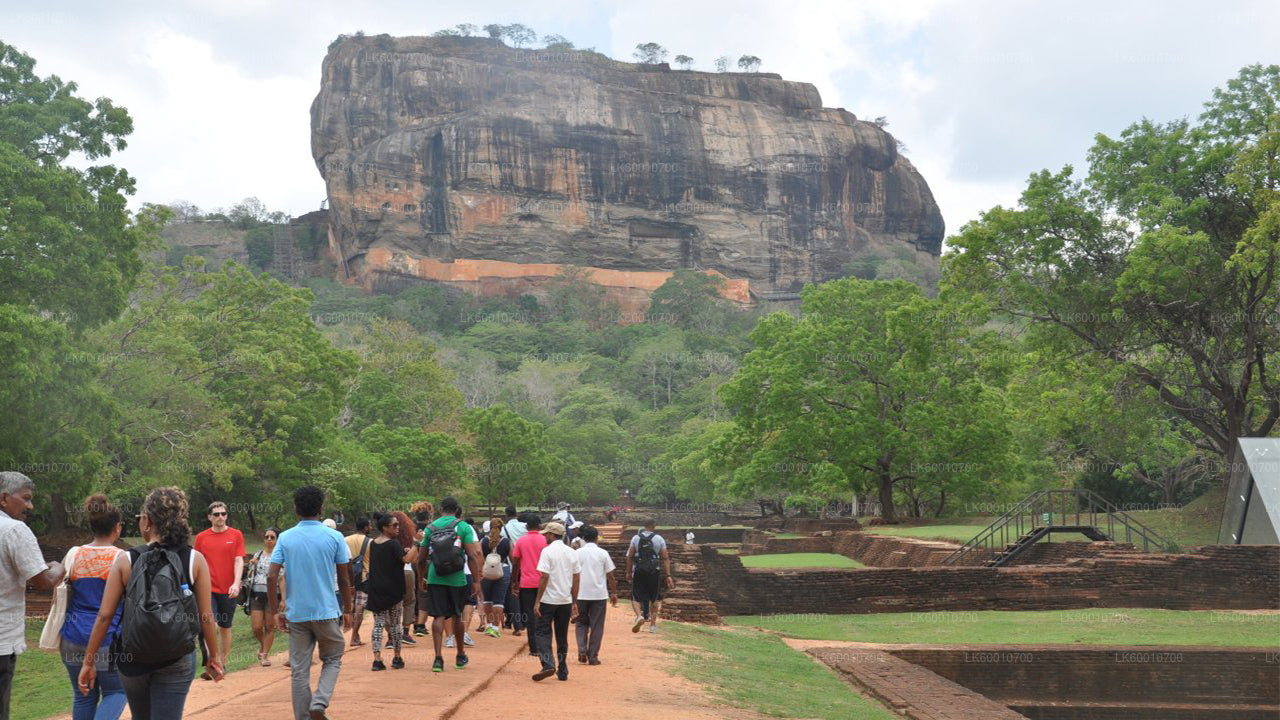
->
[311,35,944,308]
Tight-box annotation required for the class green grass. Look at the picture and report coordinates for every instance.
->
[662,622,897,719]
[772,532,806,539]
[15,611,264,720]
[727,609,1280,647]
[740,553,865,569]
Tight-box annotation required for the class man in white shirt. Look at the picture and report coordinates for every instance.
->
[0,471,66,720]
[572,526,616,665]
[531,521,579,682]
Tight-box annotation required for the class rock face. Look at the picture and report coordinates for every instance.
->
[311,35,944,303]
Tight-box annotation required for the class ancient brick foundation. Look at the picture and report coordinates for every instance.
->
[703,545,1280,615]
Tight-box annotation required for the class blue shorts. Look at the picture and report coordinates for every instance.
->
[480,567,511,608]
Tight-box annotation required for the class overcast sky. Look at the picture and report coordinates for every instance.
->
[3,0,1276,239]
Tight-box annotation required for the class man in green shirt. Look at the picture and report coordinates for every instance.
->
[416,497,483,673]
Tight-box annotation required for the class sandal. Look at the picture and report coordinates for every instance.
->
[259,651,271,667]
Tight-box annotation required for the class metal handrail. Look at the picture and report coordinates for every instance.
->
[941,488,1172,566]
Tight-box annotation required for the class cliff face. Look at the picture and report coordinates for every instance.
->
[311,36,944,302]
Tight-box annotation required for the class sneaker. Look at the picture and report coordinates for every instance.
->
[371,659,386,671]
[484,625,501,639]
[308,710,328,720]
[649,624,658,634]
[557,671,568,681]
[532,666,556,682]
[578,652,588,664]
[432,657,444,673]
[631,616,645,633]
[512,628,523,636]
[455,653,469,669]
[463,632,475,647]
[445,635,455,648]
[401,633,417,646]
[391,656,404,669]
[414,624,427,637]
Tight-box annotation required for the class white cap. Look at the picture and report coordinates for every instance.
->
[570,520,584,529]
[322,518,337,529]
[482,520,492,533]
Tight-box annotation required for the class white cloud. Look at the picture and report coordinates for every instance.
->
[3,0,1277,239]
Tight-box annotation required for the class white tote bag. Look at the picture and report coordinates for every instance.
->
[38,546,79,651]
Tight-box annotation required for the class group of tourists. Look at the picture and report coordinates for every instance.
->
[1,471,680,720]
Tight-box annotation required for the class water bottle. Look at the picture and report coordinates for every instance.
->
[181,583,192,597]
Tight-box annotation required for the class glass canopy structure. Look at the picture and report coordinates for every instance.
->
[1218,438,1280,544]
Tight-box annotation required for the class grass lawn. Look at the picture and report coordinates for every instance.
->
[772,532,807,538]
[15,612,265,720]
[727,609,1280,647]
[740,553,865,569]
[662,622,898,719]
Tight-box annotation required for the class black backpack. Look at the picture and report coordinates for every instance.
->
[428,518,465,575]
[351,535,371,590]
[118,546,200,664]
[635,531,661,574]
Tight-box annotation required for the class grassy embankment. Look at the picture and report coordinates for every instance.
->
[727,608,1280,646]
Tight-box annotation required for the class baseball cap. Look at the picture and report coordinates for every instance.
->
[545,521,566,536]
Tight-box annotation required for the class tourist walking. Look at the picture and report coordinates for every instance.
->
[510,514,547,656]
[531,521,580,682]
[268,485,353,720]
[416,497,482,673]
[59,494,126,720]
[502,506,527,634]
[248,527,282,666]
[366,514,418,670]
[78,486,224,720]
[625,519,674,634]
[193,501,245,679]
[573,525,617,665]
[390,510,419,645]
[0,471,66,720]
[343,518,372,646]
[478,515,512,638]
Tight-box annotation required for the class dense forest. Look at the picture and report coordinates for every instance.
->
[2,37,1276,530]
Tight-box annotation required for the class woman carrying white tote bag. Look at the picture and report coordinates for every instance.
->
[38,545,79,650]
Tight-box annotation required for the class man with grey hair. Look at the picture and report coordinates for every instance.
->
[0,471,66,720]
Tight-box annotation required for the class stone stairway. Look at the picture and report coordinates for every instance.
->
[600,540,720,624]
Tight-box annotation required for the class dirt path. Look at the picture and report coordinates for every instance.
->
[56,610,755,720]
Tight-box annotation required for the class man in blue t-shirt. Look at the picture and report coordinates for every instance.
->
[269,485,351,720]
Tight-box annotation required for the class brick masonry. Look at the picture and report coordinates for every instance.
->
[810,646,1031,720]
[702,544,1280,615]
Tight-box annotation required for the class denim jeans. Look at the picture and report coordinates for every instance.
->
[63,660,127,720]
[118,651,196,720]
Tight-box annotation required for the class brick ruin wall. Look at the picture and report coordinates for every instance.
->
[702,544,1280,616]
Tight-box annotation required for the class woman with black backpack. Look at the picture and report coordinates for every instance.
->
[77,486,224,720]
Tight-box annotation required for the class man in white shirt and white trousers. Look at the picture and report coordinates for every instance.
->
[532,521,580,682]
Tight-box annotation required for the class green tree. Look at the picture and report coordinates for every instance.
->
[0,41,153,331]
[633,43,668,65]
[717,279,1012,520]
[714,56,730,73]
[542,34,574,51]
[358,423,465,497]
[347,319,462,431]
[737,55,761,72]
[946,64,1280,465]
[462,404,558,505]
[673,54,694,70]
[649,268,727,330]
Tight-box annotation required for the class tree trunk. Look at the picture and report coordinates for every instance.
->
[878,475,896,522]
[46,491,69,534]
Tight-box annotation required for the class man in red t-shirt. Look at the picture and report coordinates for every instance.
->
[193,500,245,679]
[509,515,548,658]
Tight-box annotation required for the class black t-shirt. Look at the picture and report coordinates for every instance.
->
[365,538,407,612]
